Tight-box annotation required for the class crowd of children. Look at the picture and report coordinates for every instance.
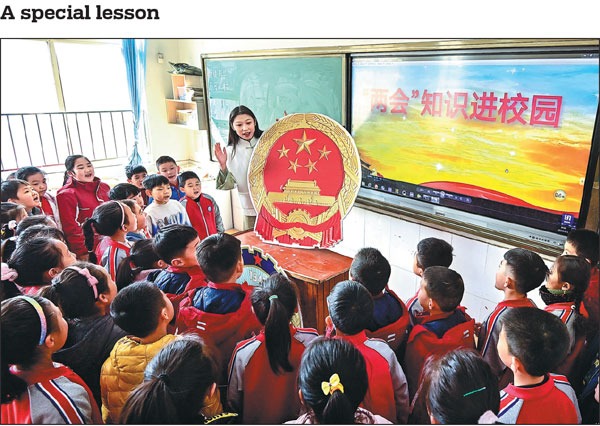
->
[1,146,599,424]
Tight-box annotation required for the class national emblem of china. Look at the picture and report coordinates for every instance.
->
[248,113,361,248]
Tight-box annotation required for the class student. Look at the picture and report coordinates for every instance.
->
[325,280,409,423]
[0,179,40,215]
[40,262,126,409]
[155,155,185,201]
[14,214,58,236]
[125,164,149,206]
[177,233,262,382]
[214,106,264,230]
[404,266,475,398]
[405,237,454,326]
[100,281,177,424]
[563,229,599,334]
[477,248,547,384]
[350,247,409,353]
[179,171,224,239]
[1,237,76,300]
[16,166,62,229]
[288,337,391,424]
[421,348,500,424]
[120,335,235,424]
[109,182,145,208]
[228,273,319,423]
[496,307,581,424]
[1,295,102,424]
[4,224,66,267]
[121,199,151,241]
[82,200,136,281]
[143,174,191,236]
[115,239,167,291]
[56,155,110,260]
[0,202,27,240]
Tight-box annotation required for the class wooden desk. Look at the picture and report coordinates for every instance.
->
[235,231,353,334]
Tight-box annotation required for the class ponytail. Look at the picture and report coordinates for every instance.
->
[82,218,98,264]
[115,255,140,291]
[115,239,161,291]
[1,238,17,263]
[62,171,70,186]
[120,378,177,424]
[321,386,356,424]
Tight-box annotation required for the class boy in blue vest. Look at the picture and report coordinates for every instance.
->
[179,171,224,240]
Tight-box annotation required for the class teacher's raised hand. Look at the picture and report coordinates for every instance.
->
[214,142,228,171]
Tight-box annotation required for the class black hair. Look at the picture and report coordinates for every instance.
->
[116,239,161,291]
[504,248,548,294]
[424,348,499,424]
[350,247,391,295]
[82,201,130,264]
[195,233,241,283]
[125,164,147,180]
[15,215,56,236]
[41,262,110,319]
[422,266,464,312]
[416,237,454,269]
[5,172,17,180]
[566,229,599,266]
[326,280,373,336]
[554,255,591,300]
[0,179,29,202]
[251,273,298,374]
[120,199,138,215]
[227,106,263,157]
[15,166,45,182]
[298,337,368,424]
[2,237,64,289]
[120,335,217,424]
[1,202,26,240]
[1,296,57,403]
[155,156,177,170]
[109,183,141,201]
[178,171,200,188]
[110,281,167,337]
[153,224,198,265]
[500,307,570,377]
[63,154,90,186]
[142,174,169,191]
[17,225,66,247]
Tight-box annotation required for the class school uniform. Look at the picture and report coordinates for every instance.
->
[144,199,191,236]
[498,373,581,424]
[404,307,475,398]
[147,265,207,316]
[100,239,131,281]
[477,298,537,377]
[544,302,585,354]
[1,363,102,424]
[40,192,62,230]
[336,331,410,424]
[406,289,425,326]
[180,194,224,239]
[227,325,319,424]
[365,288,410,353]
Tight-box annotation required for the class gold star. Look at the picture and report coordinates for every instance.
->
[288,158,300,173]
[277,144,289,159]
[293,130,316,155]
[305,158,318,174]
[317,145,331,160]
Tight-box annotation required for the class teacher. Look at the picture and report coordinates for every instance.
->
[215,105,263,230]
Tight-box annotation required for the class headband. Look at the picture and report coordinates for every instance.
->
[68,266,99,300]
[114,201,125,227]
[17,296,47,346]
[1,263,18,282]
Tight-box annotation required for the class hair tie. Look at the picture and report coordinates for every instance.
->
[157,373,169,384]
[1,263,19,282]
[321,373,344,396]
[68,266,99,300]
[463,386,486,397]
[269,294,278,302]
[7,220,17,231]
[16,296,47,345]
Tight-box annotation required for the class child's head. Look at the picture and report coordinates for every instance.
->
[109,183,144,208]
[1,179,38,211]
[63,155,94,185]
[110,281,173,338]
[228,105,263,148]
[178,171,202,200]
[195,233,243,283]
[350,247,391,296]
[0,202,27,239]
[541,255,591,307]
[16,166,47,198]
[496,248,548,295]
[498,307,569,377]
[121,199,146,232]
[418,266,464,314]
[143,174,171,204]
[155,156,179,187]
[41,262,116,319]
[125,165,148,189]
[1,295,68,403]
[251,273,299,374]
[298,337,368,424]
[120,335,218,424]
[413,237,454,276]
[565,229,599,267]
[326,280,373,336]
[153,224,199,267]
[116,239,166,291]
[423,348,499,424]
[15,214,58,236]
[17,225,66,247]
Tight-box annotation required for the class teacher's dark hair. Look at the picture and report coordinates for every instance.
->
[227,105,263,157]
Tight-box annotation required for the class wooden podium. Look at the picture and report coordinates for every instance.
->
[235,231,353,334]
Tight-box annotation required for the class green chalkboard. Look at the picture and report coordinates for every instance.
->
[204,55,344,149]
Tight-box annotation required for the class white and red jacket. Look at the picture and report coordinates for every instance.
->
[227,325,319,423]
[180,194,224,240]
[406,289,424,327]
[366,288,410,353]
[40,192,62,230]
[56,177,110,257]
[100,239,131,282]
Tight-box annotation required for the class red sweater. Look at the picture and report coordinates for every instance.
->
[56,177,110,256]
